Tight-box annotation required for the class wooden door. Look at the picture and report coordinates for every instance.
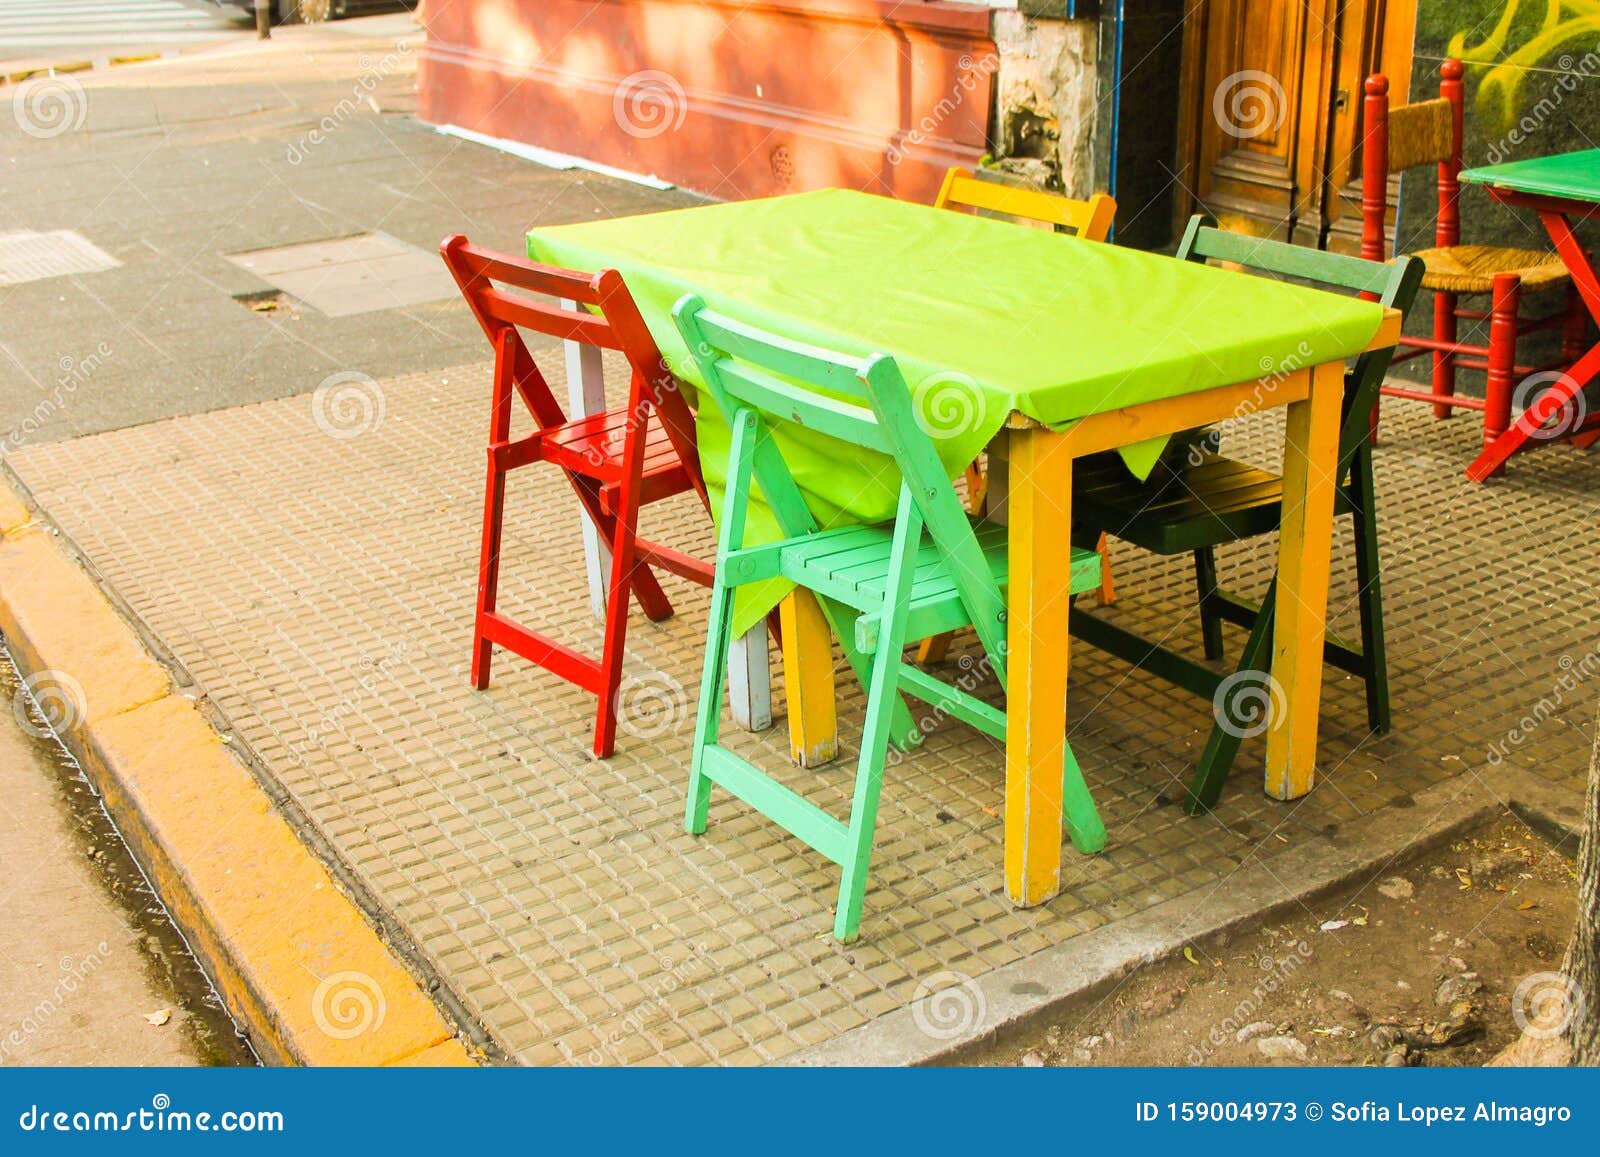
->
[1176,0,1415,248]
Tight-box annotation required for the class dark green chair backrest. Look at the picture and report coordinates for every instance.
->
[1175,214,1424,483]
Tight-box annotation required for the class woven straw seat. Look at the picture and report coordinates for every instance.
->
[1409,244,1570,294]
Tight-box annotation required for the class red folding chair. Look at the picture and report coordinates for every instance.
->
[441,235,714,757]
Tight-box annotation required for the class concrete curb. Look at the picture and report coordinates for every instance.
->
[791,766,1575,1066]
[0,478,476,1067]
[1,55,164,86]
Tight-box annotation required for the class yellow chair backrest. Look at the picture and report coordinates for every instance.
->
[934,166,1116,241]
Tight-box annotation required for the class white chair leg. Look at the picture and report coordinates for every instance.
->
[728,624,773,732]
[563,306,610,619]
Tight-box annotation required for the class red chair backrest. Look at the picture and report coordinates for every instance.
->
[439,234,705,503]
[1360,59,1465,265]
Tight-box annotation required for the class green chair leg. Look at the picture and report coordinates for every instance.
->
[1184,577,1276,814]
[687,410,756,835]
[1195,547,1224,661]
[818,592,924,754]
[1062,743,1107,852]
[1349,451,1391,733]
[833,493,922,942]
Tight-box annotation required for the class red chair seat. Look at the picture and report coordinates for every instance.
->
[542,407,693,487]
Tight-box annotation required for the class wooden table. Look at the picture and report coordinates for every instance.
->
[528,189,1397,908]
[1460,149,1600,481]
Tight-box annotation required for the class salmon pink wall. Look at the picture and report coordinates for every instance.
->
[418,0,997,202]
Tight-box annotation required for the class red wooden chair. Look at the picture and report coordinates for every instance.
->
[1361,60,1589,471]
[441,235,713,757]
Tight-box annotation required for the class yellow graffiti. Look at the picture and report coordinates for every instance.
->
[1448,0,1600,131]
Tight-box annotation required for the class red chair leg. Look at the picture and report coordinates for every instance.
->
[593,529,635,759]
[1559,284,1600,450]
[1562,280,1590,364]
[593,451,653,758]
[1431,289,1459,418]
[1481,273,1522,479]
[472,449,507,689]
[571,475,675,623]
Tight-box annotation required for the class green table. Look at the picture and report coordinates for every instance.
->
[1460,150,1600,479]
[529,188,1384,630]
[528,189,1393,909]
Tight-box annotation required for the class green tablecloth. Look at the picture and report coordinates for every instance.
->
[1460,149,1600,204]
[529,189,1384,631]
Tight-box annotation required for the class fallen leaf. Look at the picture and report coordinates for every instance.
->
[1183,947,1200,965]
[145,1009,172,1027]
[1515,900,1539,911]
[1455,867,1472,889]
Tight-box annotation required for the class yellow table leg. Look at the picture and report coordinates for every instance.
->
[1004,425,1072,906]
[1266,361,1344,798]
[780,590,837,767]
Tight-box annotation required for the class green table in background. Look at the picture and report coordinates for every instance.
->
[1460,149,1600,479]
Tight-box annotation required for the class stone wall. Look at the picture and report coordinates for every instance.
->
[988,10,1099,197]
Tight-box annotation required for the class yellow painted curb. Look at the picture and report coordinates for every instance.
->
[0,482,475,1067]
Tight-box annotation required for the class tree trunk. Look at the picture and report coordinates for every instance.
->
[1565,704,1600,1064]
[1491,701,1598,1067]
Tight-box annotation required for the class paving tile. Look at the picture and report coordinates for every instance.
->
[223,232,458,317]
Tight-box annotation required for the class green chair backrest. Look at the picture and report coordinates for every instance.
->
[1174,215,1424,483]
[672,293,1011,683]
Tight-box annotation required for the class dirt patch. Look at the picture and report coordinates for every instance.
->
[973,816,1578,1067]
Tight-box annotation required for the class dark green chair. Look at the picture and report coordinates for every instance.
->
[1071,215,1424,813]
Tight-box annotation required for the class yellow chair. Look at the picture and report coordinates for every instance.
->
[934,166,1117,239]
[918,169,1117,664]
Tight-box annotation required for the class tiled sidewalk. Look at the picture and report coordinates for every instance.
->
[7,351,1593,1064]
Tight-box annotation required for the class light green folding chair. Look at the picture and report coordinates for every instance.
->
[672,294,1106,942]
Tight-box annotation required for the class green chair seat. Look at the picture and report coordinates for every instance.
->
[782,519,1099,651]
[1076,451,1365,556]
